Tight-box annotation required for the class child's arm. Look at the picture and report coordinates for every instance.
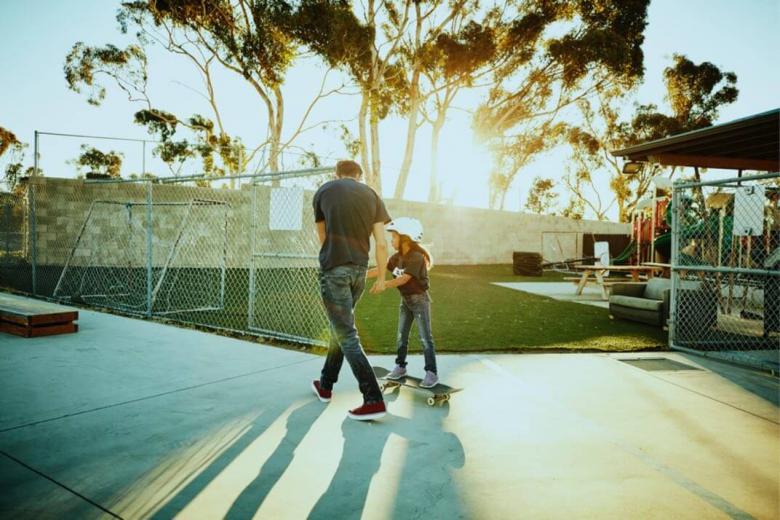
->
[385,273,412,288]
[366,267,379,279]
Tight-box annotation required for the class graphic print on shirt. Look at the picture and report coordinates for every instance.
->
[392,266,406,278]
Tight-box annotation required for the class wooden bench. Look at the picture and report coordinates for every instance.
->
[0,293,79,338]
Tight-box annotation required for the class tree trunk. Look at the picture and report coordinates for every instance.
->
[617,198,626,223]
[266,132,281,186]
[358,92,371,184]
[267,87,284,186]
[692,166,707,218]
[393,70,421,199]
[427,114,445,203]
[369,95,382,195]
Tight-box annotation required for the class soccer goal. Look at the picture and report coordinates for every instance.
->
[53,198,228,316]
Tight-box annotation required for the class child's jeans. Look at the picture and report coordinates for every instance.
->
[395,292,437,374]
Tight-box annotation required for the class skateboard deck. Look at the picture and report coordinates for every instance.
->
[373,366,462,406]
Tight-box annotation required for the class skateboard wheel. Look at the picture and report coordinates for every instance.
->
[379,384,385,392]
[427,397,435,406]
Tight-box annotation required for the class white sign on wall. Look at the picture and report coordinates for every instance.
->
[733,185,765,236]
[594,241,610,276]
[269,187,304,231]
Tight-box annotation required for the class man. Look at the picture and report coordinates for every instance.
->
[311,160,390,420]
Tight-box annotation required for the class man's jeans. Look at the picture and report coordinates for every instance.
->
[395,292,437,374]
[319,264,383,403]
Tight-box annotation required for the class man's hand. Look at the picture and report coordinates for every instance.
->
[370,278,386,294]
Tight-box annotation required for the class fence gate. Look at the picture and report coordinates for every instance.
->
[247,182,329,346]
[669,172,780,373]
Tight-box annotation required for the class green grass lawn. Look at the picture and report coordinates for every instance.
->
[356,264,667,353]
[12,263,666,353]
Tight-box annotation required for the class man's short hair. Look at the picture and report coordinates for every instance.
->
[336,160,362,178]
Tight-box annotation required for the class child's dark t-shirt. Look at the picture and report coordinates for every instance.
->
[387,251,429,296]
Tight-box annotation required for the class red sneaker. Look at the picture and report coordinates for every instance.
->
[311,380,332,403]
[348,401,386,421]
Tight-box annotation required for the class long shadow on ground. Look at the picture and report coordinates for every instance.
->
[309,388,466,519]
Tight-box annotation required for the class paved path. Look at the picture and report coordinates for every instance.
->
[1,301,778,519]
[493,282,610,309]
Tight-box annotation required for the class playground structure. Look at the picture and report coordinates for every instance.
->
[617,175,674,266]
[540,176,674,273]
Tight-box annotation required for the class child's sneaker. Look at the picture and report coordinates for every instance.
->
[311,380,332,402]
[348,401,386,421]
[386,365,407,380]
[420,371,439,388]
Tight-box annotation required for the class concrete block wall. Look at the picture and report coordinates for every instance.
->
[26,177,629,268]
[384,198,628,264]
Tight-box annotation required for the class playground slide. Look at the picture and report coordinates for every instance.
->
[654,233,671,259]
[611,240,636,265]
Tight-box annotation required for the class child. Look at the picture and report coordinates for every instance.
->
[368,217,439,388]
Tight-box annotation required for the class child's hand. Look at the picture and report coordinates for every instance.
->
[370,278,386,294]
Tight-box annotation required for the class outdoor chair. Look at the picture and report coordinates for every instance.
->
[609,277,672,327]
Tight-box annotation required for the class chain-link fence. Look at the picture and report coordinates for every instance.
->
[1,168,333,346]
[0,191,29,292]
[669,172,780,373]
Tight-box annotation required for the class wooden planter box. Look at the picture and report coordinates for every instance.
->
[0,293,79,338]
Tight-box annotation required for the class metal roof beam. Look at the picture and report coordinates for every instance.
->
[646,153,779,171]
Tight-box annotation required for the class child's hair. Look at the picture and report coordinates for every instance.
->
[401,235,434,269]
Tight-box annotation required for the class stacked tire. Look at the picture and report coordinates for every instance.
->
[513,252,543,276]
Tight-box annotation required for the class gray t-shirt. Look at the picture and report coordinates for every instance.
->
[314,178,391,271]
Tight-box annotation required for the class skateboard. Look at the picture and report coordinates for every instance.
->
[373,366,462,406]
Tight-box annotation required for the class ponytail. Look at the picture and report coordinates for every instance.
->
[410,242,434,269]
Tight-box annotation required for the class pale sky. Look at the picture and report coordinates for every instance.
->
[1,0,778,219]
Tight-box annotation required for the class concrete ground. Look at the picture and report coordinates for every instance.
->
[493,281,610,308]
[1,303,778,519]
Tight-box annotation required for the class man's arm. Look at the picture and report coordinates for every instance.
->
[369,222,388,294]
[316,221,326,246]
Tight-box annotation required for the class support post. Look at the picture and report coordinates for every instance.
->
[247,185,257,329]
[31,130,39,295]
[146,181,153,317]
[668,183,681,347]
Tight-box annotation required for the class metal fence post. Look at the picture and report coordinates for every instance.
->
[146,180,153,317]
[247,183,257,329]
[30,130,39,295]
[668,182,681,348]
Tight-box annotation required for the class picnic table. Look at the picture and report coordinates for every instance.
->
[569,265,660,300]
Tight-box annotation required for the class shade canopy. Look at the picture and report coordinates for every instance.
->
[612,109,779,172]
